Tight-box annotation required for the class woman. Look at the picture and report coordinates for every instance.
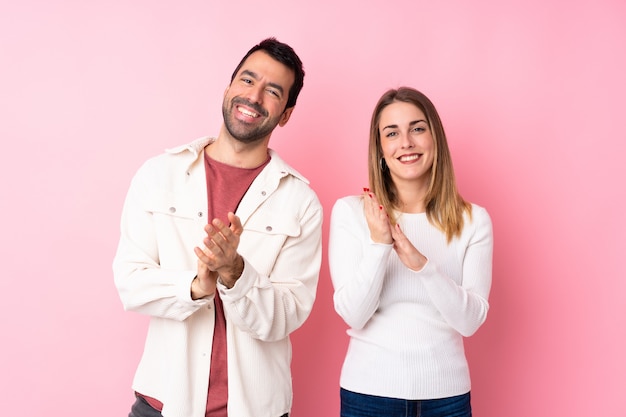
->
[329,87,493,417]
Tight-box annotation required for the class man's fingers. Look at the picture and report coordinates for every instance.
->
[194,246,212,265]
[227,212,243,236]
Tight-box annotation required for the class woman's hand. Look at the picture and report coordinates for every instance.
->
[362,188,393,244]
[390,222,428,271]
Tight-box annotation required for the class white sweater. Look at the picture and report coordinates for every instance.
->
[329,195,493,399]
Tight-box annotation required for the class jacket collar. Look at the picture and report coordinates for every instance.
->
[165,136,310,185]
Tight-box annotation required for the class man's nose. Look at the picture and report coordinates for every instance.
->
[245,84,263,105]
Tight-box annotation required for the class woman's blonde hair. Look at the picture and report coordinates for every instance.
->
[368,87,471,242]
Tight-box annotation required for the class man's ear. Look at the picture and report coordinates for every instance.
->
[278,107,294,127]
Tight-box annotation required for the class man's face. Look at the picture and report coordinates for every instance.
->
[222,51,295,144]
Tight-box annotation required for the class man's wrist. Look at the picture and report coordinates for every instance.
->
[220,255,244,289]
[191,274,217,300]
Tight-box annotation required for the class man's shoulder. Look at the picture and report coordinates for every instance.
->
[165,136,214,156]
[141,136,212,166]
[275,169,320,203]
[263,155,320,208]
[130,137,211,187]
[266,149,310,184]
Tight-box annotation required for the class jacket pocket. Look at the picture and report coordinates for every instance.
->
[148,190,202,220]
[241,216,301,276]
[147,191,205,266]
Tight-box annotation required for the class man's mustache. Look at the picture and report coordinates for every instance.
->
[231,97,268,118]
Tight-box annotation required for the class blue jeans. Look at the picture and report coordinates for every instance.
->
[128,395,289,417]
[340,388,471,417]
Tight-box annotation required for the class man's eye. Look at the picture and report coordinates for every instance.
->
[267,89,279,97]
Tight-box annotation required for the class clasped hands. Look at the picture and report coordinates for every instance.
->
[192,212,244,299]
[363,189,427,272]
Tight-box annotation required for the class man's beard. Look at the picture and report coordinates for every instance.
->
[222,97,281,144]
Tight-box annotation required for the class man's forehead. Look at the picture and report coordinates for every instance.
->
[237,51,294,82]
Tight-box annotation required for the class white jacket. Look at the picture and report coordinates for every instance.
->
[113,136,323,417]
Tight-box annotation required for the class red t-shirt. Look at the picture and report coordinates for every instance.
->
[203,152,269,416]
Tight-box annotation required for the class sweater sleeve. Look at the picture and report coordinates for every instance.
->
[329,197,394,330]
[419,206,493,336]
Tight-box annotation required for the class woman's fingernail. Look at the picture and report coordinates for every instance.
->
[379,205,383,210]
[363,187,370,192]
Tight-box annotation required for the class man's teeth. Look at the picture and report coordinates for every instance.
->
[399,154,420,162]
[238,107,259,118]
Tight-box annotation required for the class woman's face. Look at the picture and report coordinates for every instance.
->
[378,101,435,186]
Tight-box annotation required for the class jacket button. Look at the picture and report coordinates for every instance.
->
[261,191,267,196]
[169,207,176,213]
[198,212,203,217]
[266,226,273,232]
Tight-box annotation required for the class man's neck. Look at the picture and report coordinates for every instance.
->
[206,126,270,168]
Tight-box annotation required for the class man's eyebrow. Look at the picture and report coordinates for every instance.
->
[267,82,284,95]
[241,69,258,80]
[240,69,285,95]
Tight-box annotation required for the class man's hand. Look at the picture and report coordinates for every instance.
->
[193,212,244,294]
[191,269,218,300]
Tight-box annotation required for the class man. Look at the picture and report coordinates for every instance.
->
[113,38,322,417]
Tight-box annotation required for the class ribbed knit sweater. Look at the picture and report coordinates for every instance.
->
[329,195,493,400]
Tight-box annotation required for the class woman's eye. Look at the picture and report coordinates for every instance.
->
[386,132,398,138]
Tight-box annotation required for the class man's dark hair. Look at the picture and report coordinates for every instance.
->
[230,37,305,110]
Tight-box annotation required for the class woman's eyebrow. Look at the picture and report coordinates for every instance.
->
[382,119,426,130]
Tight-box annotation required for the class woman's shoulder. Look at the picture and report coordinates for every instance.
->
[467,202,493,232]
[331,195,364,217]
[333,195,363,209]
[469,203,490,218]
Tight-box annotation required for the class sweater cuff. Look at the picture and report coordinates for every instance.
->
[408,258,432,274]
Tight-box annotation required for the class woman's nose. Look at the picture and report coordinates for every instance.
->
[400,133,414,148]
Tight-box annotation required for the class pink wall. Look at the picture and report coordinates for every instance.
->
[2,1,625,415]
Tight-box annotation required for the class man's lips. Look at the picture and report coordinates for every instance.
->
[237,106,259,118]
[232,98,267,119]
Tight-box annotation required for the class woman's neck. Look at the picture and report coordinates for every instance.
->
[394,180,429,213]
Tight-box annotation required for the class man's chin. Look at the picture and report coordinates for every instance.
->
[225,123,273,145]
[226,128,266,145]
